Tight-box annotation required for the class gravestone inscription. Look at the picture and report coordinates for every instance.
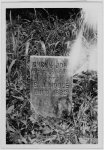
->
[30,56,72,118]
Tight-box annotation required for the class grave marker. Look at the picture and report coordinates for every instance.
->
[30,56,72,118]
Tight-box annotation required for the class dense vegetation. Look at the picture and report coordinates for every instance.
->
[6,9,98,144]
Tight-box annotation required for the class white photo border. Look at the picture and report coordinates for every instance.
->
[1,1,103,149]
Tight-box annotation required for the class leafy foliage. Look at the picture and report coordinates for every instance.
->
[6,9,98,144]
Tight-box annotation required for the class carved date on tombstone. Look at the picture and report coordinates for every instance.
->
[30,56,72,118]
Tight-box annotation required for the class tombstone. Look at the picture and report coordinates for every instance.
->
[30,56,72,118]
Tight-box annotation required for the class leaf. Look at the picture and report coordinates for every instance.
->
[12,95,24,101]
[10,10,12,25]
[7,105,14,114]
[79,137,89,144]
[8,59,16,77]
[55,41,60,48]
[42,126,51,135]
[20,120,27,125]
[29,116,36,123]
[34,8,37,21]
[6,120,15,133]
[12,33,16,53]
[40,41,46,55]
[21,136,27,144]
[92,96,98,112]
[25,41,30,56]
[64,41,71,49]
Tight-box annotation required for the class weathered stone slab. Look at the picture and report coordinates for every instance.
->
[30,56,72,118]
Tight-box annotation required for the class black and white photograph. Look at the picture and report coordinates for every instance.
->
[0,1,103,148]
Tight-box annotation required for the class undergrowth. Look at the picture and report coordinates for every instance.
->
[6,9,98,144]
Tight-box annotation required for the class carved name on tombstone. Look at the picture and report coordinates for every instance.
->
[30,56,72,118]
